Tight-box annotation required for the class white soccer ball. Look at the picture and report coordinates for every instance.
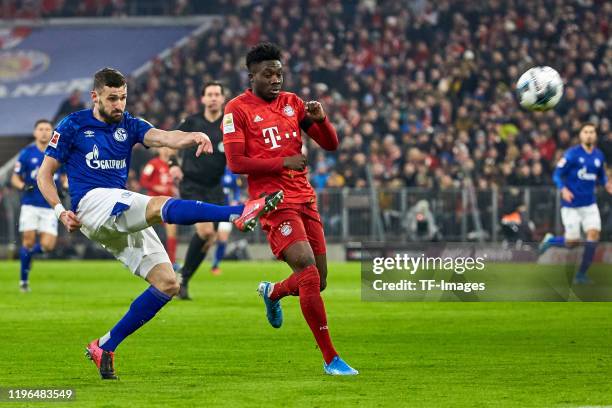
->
[516,66,564,111]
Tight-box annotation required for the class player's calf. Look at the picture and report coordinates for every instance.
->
[147,263,180,297]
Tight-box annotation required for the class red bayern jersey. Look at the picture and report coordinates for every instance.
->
[140,157,175,197]
[222,89,315,203]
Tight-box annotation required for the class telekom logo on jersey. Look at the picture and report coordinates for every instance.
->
[262,126,298,149]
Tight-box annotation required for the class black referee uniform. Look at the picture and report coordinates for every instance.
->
[176,112,226,296]
[177,112,226,203]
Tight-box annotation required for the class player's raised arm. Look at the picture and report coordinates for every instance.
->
[299,100,339,151]
[37,155,81,232]
[143,128,213,157]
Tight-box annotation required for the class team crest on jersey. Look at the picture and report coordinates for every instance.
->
[84,130,95,138]
[594,158,601,167]
[279,222,292,236]
[283,105,295,117]
[49,131,60,148]
[223,113,235,134]
[113,128,127,142]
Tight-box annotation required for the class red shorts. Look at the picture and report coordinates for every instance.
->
[259,201,327,259]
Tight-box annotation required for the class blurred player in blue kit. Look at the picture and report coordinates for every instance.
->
[11,119,67,293]
[37,67,283,380]
[210,167,242,275]
[540,123,612,283]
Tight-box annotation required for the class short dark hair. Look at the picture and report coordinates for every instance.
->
[34,119,52,128]
[579,122,597,132]
[246,42,282,70]
[201,81,224,96]
[93,67,126,91]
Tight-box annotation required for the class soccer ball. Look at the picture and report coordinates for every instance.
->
[516,66,563,111]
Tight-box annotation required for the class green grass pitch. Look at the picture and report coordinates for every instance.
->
[0,260,611,407]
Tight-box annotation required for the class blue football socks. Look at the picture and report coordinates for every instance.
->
[99,285,171,352]
[212,241,227,269]
[576,240,597,278]
[161,198,244,225]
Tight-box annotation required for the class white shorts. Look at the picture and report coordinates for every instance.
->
[218,221,233,233]
[561,203,601,240]
[77,188,171,278]
[19,204,58,236]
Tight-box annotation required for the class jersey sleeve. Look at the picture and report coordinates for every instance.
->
[45,117,76,164]
[222,103,247,144]
[14,149,26,176]
[127,115,155,146]
[598,153,608,186]
[553,150,573,189]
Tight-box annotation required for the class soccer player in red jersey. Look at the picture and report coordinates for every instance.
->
[223,42,358,375]
[140,147,179,266]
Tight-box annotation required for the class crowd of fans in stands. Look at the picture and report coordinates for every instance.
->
[8,0,612,193]
[126,0,612,191]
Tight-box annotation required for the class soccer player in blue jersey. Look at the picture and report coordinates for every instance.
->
[540,123,612,283]
[210,167,242,275]
[36,67,283,380]
[11,119,66,293]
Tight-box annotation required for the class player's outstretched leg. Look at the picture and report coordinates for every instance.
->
[156,191,283,232]
[85,263,178,380]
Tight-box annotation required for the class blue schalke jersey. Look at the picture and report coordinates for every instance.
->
[222,167,241,205]
[553,145,607,208]
[14,143,63,208]
[45,109,153,210]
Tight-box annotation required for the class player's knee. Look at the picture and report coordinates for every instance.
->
[146,196,172,225]
[41,242,55,252]
[157,275,180,297]
[586,230,600,241]
[292,252,316,271]
[297,265,320,290]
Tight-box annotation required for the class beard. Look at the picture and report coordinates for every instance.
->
[99,103,123,124]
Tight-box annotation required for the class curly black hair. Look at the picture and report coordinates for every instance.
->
[246,42,282,71]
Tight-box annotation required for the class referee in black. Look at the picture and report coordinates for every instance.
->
[171,82,227,300]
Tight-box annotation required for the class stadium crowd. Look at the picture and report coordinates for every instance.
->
[122,0,612,192]
[6,0,612,192]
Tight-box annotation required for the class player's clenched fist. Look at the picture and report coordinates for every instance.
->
[189,132,213,157]
[283,154,307,171]
[60,210,82,232]
[305,101,326,122]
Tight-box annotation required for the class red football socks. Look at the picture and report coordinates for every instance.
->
[295,265,338,364]
[166,236,177,264]
[269,272,300,300]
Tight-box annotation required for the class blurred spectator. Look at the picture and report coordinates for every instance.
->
[53,90,85,125]
[32,0,612,191]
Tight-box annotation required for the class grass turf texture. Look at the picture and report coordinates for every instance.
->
[0,260,610,408]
